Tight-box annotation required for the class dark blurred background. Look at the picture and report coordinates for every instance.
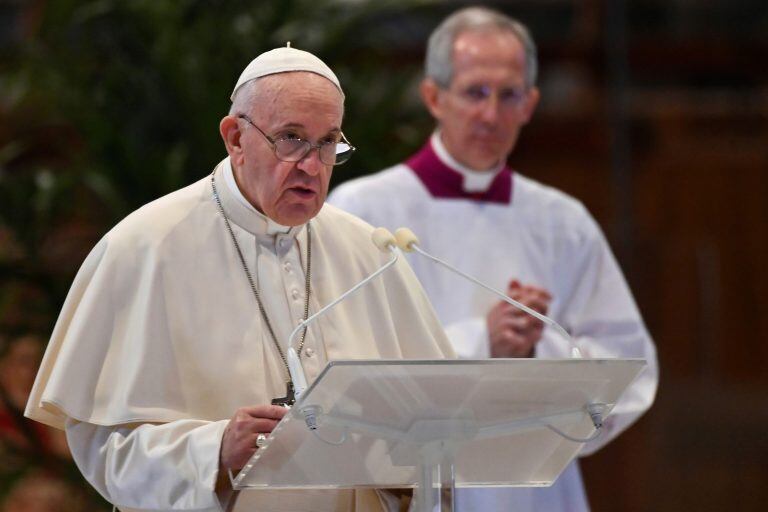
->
[1,1,767,511]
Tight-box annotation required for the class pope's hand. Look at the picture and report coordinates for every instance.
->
[219,405,288,471]
[487,279,552,358]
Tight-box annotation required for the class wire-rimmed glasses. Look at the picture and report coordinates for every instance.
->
[238,114,355,166]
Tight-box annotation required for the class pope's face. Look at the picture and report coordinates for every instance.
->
[225,72,343,226]
[422,30,539,170]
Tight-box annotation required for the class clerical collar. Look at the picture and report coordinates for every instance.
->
[405,133,513,204]
[430,132,504,192]
[216,157,302,237]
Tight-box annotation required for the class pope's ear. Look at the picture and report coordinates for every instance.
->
[420,78,444,120]
[219,116,244,162]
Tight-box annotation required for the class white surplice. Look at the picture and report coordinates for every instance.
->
[329,133,659,512]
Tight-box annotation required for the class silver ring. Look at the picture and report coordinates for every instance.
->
[255,433,268,448]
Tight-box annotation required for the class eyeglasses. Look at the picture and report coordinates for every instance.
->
[237,114,355,166]
[451,84,529,108]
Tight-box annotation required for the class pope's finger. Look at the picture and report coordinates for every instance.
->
[237,405,288,421]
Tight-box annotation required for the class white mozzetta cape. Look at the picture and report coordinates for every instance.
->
[27,161,452,430]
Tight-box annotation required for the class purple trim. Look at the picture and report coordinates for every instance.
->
[405,139,512,204]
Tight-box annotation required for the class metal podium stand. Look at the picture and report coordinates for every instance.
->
[231,358,645,511]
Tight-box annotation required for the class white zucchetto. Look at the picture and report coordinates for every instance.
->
[230,43,344,100]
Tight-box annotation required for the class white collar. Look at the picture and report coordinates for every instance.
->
[223,157,291,235]
[431,131,505,193]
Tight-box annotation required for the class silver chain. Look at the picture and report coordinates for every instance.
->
[210,173,311,381]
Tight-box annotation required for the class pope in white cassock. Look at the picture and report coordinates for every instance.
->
[25,46,454,511]
[329,7,659,512]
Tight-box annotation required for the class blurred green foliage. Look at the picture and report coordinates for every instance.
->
[0,1,450,508]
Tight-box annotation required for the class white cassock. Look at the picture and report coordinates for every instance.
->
[25,157,455,512]
[329,132,659,512]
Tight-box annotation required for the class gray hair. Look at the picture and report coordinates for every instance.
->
[425,6,538,89]
[229,79,260,115]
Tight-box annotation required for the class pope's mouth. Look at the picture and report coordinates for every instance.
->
[286,186,317,199]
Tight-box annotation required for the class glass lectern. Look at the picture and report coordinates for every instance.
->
[231,358,645,511]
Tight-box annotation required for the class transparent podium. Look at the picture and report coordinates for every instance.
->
[232,359,645,511]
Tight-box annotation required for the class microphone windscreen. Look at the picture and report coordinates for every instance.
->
[394,227,419,252]
[371,227,396,253]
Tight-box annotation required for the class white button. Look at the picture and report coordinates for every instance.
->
[305,347,315,357]
[284,262,292,272]
[291,289,300,300]
[280,238,289,247]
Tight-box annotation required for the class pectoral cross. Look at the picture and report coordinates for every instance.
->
[271,381,295,408]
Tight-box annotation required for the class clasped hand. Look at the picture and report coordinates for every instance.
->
[487,279,552,358]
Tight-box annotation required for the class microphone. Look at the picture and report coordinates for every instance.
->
[286,227,401,404]
[394,227,584,358]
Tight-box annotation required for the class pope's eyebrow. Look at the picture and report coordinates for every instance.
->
[275,123,341,137]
